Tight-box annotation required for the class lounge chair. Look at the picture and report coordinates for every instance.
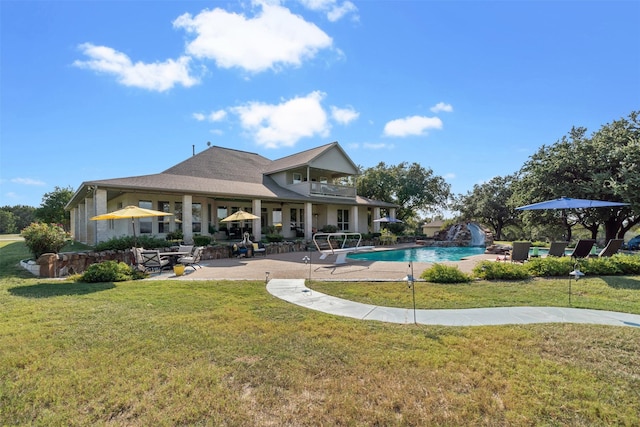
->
[568,239,595,259]
[547,242,568,257]
[597,239,623,258]
[178,246,204,271]
[140,250,170,274]
[510,241,531,263]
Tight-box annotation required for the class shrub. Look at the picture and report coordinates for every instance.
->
[80,260,142,283]
[94,236,171,251]
[166,230,184,242]
[421,264,472,283]
[581,257,622,276]
[608,254,640,274]
[265,234,284,242]
[193,235,212,246]
[320,224,338,233]
[525,257,574,277]
[473,261,531,280]
[21,222,68,259]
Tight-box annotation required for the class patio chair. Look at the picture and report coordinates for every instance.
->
[252,242,267,257]
[547,241,568,257]
[510,241,531,263]
[178,246,204,271]
[140,250,170,274]
[569,239,596,259]
[178,244,194,254]
[597,239,623,258]
[131,247,145,265]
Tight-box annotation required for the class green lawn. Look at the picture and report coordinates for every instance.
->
[1,240,639,426]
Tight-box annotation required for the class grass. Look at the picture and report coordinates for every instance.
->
[308,277,640,314]
[1,239,640,426]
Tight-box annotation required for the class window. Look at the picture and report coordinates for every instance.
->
[290,208,304,230]
[337,209,349,231]
[139,200,153,234]
[319,176,328,183]
[292,172,302,184]
[158,201,170,233]
[192,203,202,233]
[272,208,282,226]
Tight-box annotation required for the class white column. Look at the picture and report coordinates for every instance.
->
[85,197,95,246]
[304,202,313,240]
[78,202,86,243]
[70,207,77,241]
[182,195,193,244]
[351,205,359,233]
[94,189,108,243]
[252,199,261,238]
[373,207,381,233]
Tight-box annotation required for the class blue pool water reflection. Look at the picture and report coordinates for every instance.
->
[347,246,486,263]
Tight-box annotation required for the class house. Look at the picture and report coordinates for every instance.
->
[66,142,398,245]
[422,220,446,237]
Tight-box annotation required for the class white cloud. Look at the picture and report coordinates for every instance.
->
[444,173,456,180]
[430,102,453,113]
[298,0,359,22]
[233,91,329,148]
[383,115,443,137]
[208,110,227,121]
[173,3,332,73]
[194,110,227,122]
[363,142,394,150]
[330,105,359,125]
[74,43,199,92]
[11,178,46,186]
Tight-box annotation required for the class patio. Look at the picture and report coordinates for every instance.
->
[152,244,497,281]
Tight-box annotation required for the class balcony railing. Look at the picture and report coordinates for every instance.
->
[288,182,356,198]
[310,182,356,198]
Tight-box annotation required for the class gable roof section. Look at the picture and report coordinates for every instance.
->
[265,141,358,175]
[163,146,271,183]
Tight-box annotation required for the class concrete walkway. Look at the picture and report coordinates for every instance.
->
[266,279,640,328]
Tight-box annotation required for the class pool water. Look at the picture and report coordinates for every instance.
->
[347,246,486,263]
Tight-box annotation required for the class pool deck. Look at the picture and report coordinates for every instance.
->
[157,244,499,281]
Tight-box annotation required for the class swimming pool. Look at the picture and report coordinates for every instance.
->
[347,246,486,263]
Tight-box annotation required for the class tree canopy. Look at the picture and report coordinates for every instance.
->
[357,162,450,222]
[512,111,639,242]
[35,186,74,230]
[453,175,518,240]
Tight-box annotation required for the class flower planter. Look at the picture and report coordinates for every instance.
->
[173,264,185,276]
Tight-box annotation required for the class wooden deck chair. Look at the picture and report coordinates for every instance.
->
[547,242,568,257]
[569,239,595,259]
[597,239,623,258]
[510,241,531,263]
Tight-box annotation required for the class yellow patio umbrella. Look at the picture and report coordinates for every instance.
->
[90,205,173,247]
[220,209,260,222]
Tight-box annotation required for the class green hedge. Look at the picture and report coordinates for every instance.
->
[420,264,472,283]
[472,254,640,281]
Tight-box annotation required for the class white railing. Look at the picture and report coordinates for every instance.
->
[312,232,374,264]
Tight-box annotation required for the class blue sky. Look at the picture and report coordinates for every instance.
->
[1,0,639,211]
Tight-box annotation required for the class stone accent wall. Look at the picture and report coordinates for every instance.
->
[31,241,311,278]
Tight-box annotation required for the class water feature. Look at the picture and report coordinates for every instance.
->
[467,223,486,246]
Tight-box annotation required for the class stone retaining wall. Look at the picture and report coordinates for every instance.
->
[30,241,311,278]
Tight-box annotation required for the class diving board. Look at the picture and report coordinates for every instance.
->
[313,232,375,264]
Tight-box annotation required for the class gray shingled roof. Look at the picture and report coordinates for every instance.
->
[68,144,397,209]
[265,141,351,174]
[163,146,271,183]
